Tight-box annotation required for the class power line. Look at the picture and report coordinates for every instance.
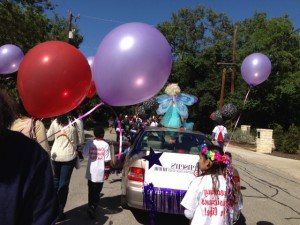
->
[81,14,127,24]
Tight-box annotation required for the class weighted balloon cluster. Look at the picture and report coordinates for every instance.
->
[136,105,146,116]
[221,103,238,120]
[210,110,223,125]
[210,103,238,124]
[143,97,159,112]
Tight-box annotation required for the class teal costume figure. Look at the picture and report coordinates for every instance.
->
[156,83,197,129]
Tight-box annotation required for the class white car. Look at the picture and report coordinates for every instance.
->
[120,127,212,214]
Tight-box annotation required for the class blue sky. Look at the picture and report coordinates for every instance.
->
[50,0,300,57]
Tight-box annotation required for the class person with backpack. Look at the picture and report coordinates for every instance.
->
[47,114,78,222]
[10,100,50,154]
[210,123,228,150]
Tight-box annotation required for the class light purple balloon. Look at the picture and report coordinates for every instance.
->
[86,56,94,76]
[87,56,94,68]
[0,44,24,74]
[93,22,172,106]
[241,53,272,86]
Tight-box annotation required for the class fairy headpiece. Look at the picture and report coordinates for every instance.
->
[199,144,229,164]
[164,83,181,96]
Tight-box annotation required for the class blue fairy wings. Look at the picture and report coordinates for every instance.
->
[156,93,198,118]
[177,93,198,106]
[156,94,173,115]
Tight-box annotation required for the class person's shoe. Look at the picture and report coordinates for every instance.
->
[87,206,96,219]
[56,212,66,222]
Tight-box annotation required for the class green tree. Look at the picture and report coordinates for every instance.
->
[157,6,300,132]
[157,5,236,132]
[235,13,300,128]
[272,123,285,152]
[0,0,51,53]
[0,0,83,95]
[283,124,300,154]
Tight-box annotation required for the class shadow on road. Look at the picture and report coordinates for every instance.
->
[257,221,274,225]
[57,195,123,225]
[129,208,190,225]
[99,194,123,212]
[56,204,109,225]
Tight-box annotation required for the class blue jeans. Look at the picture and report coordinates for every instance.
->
[52,158,76,213]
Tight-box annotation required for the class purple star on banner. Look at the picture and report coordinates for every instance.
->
[142,147,163,169]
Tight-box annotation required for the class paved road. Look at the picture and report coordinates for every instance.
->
[56,130,300,225]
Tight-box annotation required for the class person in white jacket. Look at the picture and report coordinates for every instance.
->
[47,114,78,222]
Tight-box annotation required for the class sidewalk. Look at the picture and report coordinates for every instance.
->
[226,144,300,181]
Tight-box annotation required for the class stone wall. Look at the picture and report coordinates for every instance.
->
[241,125,251,133]
[256,128,273,153]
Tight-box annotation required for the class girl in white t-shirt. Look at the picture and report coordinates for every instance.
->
[181,144,236,225]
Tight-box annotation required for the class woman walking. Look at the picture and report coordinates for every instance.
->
[47,114,78,221]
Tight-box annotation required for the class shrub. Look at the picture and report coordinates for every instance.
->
[272,124,285,152]
[283,124,300,154]
[230,128,256,144]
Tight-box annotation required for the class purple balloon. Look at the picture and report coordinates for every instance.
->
[241,53,272,86]
[87,56,94,68]
[0,44,24,74]
[93,22,172,106]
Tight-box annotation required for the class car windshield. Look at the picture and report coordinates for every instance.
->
[136,130,207,155]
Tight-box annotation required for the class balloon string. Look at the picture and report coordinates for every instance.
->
[18,117,33,135]
[104,105,124,160]
[38,102,104,144]
[39,102,124,161]
[63,102,104,131]
[118,120,123,160]
[224,87,252,152]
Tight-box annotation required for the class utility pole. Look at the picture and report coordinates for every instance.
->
[231,27,237,95]
[67,11,73,43]
[219,68,227,111]
[217,63,235,110]
[217,27,238,110]
[67,11,80,44]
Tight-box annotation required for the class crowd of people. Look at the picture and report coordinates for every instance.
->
[0,88,113,224]
[112,113,161,142]
[0,87,240,225]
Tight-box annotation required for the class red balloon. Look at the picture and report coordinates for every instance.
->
[18,41,92,118]
[86,80,96,98]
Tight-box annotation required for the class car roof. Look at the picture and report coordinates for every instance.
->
[143,126,206,135]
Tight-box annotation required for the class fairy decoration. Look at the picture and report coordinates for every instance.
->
[156,83,198,129]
